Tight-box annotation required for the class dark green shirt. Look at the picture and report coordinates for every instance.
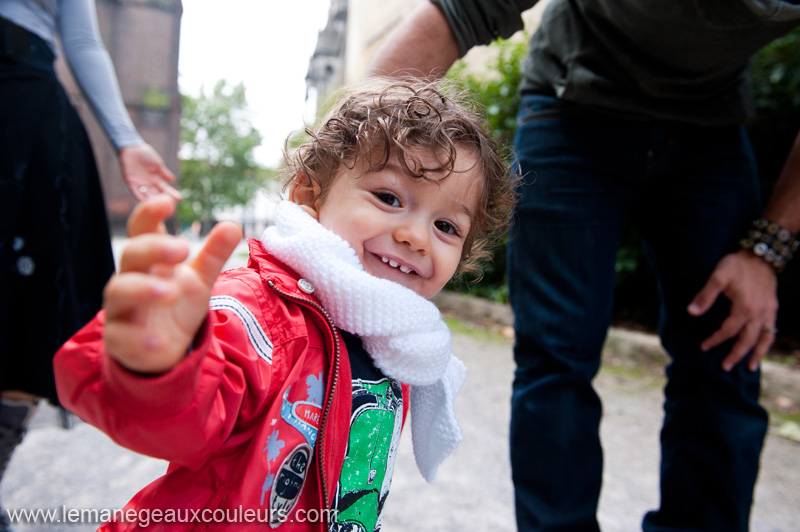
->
[433,0,800,124]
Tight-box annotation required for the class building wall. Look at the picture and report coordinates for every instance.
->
[343,0,424,84]
[55,0,183,233]
[306,0,348,116]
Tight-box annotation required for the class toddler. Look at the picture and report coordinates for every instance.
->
[54,79,515,531]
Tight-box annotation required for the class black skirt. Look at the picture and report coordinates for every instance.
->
[0,20,115,403]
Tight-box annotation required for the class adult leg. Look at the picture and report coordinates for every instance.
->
[1,68,114,404]
[639,124,768,532]
[0,394,38,478]
[0,394,37,532]
[0,65,55,531]
[0,60,113,530]
[509,94,650,531]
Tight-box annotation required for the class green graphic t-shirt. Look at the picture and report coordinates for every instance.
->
[329,331,404,532]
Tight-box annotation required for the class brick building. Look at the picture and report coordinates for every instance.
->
[56,0,183,233]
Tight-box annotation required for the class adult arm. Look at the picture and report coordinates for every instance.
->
[367,2,460,79]
[57,0,180,200]
[367,0,536,79]
[689,130,800,371]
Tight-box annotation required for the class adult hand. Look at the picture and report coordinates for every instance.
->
[120,143,182,202]
[103,195,242,374]
[687,250,778,372]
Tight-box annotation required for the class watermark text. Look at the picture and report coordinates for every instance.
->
[5,506,336,526]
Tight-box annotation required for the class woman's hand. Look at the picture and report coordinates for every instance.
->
[120,143,182,202]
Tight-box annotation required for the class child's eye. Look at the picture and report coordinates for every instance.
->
[435,220,460,236]
[374,192,400,207]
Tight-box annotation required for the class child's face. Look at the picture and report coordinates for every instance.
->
[313,147,481,299]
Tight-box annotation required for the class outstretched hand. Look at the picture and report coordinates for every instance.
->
[687,250,778,372]
[103,195,242,374]
[120,143,182,202]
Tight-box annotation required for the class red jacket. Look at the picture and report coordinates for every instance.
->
[54,239,394,531]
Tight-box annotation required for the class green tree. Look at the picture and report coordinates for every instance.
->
[445,37,528,302]
[448,36,528,145]
[179,80,267,228]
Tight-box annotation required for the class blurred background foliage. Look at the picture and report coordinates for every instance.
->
[444,37,527,303]
[446,30,800,345]
[179,80,273,231]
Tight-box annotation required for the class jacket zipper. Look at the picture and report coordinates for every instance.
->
[266,280,340,520]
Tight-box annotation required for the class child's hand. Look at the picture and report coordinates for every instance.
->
[103,195,242,374]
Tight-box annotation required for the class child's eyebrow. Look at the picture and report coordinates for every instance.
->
[452,199,474,221]
[433,192,474,226]
[379,160,475,221]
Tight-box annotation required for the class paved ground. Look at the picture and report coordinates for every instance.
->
[2,326,799,531]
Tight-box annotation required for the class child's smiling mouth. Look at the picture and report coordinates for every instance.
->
[379,255,415,275]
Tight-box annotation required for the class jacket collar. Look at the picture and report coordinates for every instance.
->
[246,237,322,304]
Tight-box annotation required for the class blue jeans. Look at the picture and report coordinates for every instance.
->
[508,94,769,532]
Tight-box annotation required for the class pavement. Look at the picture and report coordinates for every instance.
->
[2,245,799,531]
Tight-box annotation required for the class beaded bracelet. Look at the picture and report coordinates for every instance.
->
[739,218,799,273]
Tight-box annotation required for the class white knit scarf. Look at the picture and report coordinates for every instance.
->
[260,200,465,483]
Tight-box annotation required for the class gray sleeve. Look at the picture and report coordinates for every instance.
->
[57,0,143,150]
[431,0,539,56]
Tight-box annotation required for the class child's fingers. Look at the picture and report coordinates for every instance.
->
[105,320,158,357]
[103,320,178,373]
[127,195,176,237]
[188,221,243,288]
[119,234,190,274]
[103,272,176,321]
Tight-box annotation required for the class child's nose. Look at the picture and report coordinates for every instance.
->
[394,218,430,253]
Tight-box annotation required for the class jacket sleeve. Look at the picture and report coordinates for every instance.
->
[431,0,538,56]
[53,274,275,471]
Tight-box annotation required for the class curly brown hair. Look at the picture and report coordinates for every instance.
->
[283,78,517,279]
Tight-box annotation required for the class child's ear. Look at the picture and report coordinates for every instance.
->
[289,173,321,220]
